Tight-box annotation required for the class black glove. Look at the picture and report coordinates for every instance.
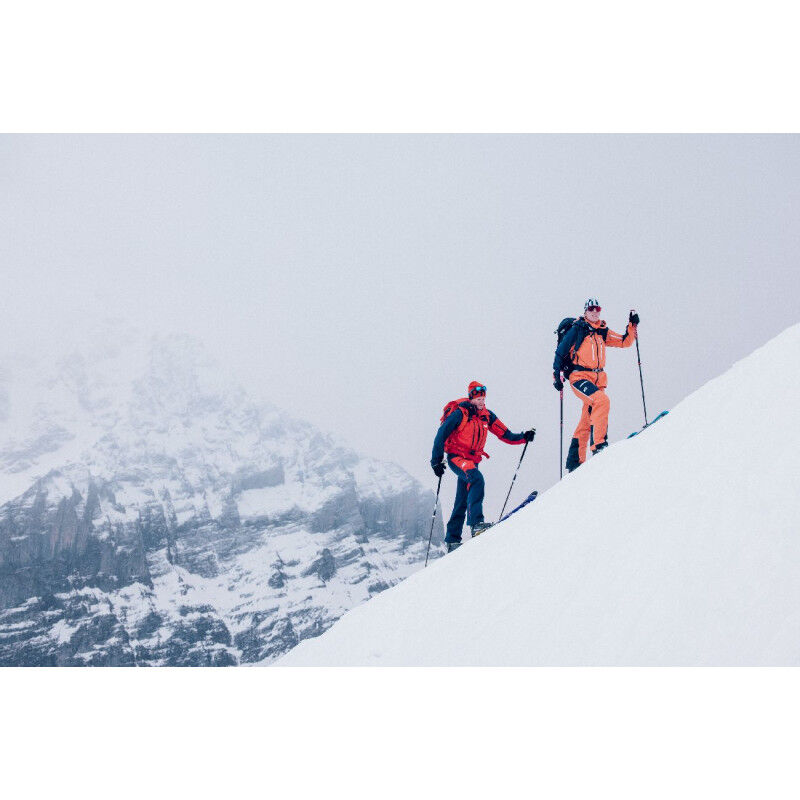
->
[523,428,536,442]
[431,461,446,478]
[553,372,563,391]
[629,310,640,325]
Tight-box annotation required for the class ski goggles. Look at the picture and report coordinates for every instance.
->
[586,305,602,312]
[469,385,487,398]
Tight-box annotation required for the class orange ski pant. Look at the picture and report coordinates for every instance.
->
[570,378,610,463]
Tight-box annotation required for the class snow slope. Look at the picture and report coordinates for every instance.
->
[278,322,800,666]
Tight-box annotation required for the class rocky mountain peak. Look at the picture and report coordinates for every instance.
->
[0,326,442,665]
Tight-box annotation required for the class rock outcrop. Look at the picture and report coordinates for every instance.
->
[0,328,441,665]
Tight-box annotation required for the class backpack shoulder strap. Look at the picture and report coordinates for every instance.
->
[441,398,469,424]
[457,401,474,423]
[570,318,589,349]
[563,319,593,370]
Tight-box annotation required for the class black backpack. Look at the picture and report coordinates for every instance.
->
[554,317,596,375]
[555,317,578,344]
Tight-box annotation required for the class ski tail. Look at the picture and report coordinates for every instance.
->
[499,490,538,523]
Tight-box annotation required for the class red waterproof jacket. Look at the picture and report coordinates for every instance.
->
[431,400,525,466]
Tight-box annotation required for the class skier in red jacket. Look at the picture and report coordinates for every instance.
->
[431,381,535,552]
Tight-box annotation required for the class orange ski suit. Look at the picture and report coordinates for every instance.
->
[560,316,637,467]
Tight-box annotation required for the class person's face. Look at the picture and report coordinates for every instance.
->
[471,394,486,410]
[585,305,601,323]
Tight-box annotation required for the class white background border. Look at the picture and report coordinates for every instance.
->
[2,2,799,797]
[2,0,799,132]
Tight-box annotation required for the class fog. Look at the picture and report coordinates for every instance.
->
[2,134,798,516]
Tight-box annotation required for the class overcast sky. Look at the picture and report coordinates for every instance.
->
[2,134,799,514]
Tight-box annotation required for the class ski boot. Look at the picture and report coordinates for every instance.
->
[446,541,462,553]
[471,521,494,537]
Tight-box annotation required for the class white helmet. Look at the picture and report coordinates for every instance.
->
[584,297,601,311]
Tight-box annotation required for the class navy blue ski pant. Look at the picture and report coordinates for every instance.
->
[445,455,485,543]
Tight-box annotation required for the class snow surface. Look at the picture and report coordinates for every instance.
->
[236,483,341,520]
[278,323,800,666]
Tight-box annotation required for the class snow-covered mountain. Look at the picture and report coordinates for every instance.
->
[0,322,442,665]
[278,323,800,666]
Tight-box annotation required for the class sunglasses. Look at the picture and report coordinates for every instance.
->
[470,386,487,396]
[587,306,602,312]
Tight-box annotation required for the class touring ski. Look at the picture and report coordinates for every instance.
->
[627,409,669,438]
[449,491,539,552]
[499,490,539,523]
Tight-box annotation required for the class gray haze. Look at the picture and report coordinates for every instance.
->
[2,134,799,519]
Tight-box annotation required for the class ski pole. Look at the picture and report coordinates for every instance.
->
[559,389,564,480]
[498,437,530,522]
[424,474,443,567]
[635,333,648,426]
